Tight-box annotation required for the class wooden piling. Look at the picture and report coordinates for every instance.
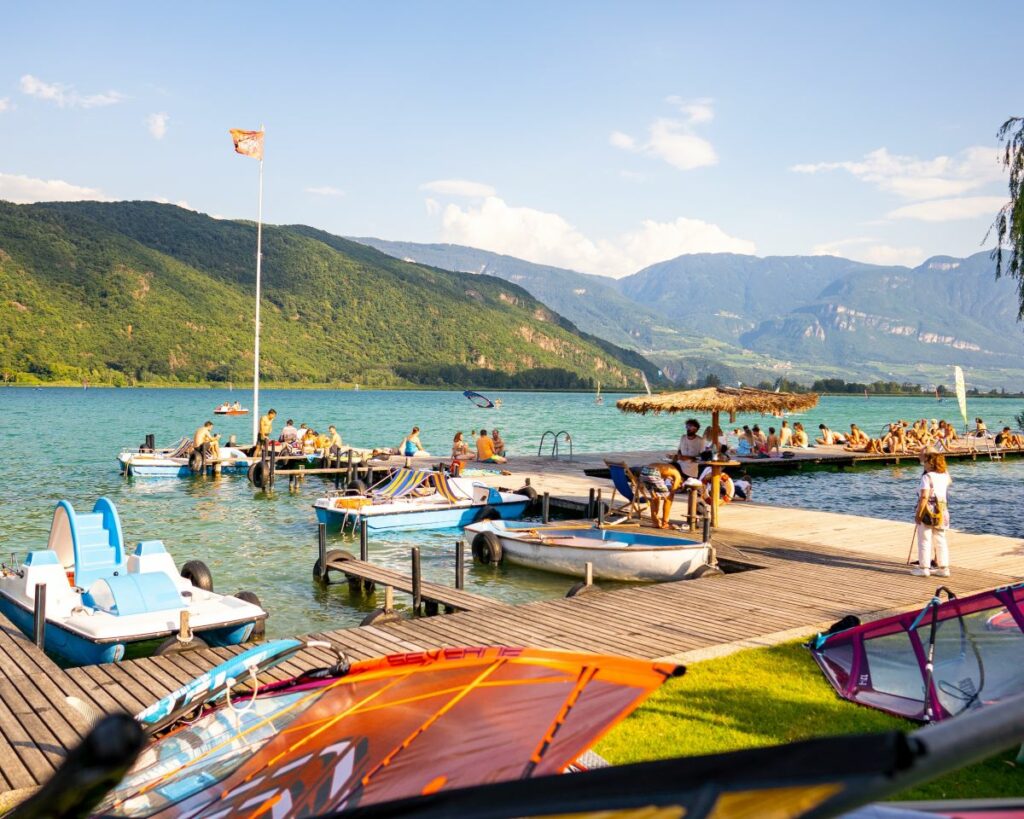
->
[542,492,550,523]
[455,539,464,590]
[411,547,422,614]
[317,523,327,581]
[32,584,46,650]
[359,519,368,561]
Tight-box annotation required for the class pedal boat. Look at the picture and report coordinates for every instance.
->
[0,498,266,665]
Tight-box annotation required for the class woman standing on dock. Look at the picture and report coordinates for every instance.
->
[913,450,951,578]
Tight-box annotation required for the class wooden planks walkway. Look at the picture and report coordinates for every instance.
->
[0,455,1021,798]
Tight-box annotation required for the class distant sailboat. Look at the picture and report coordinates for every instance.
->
[935,387,943,402]
[595,381,604,405]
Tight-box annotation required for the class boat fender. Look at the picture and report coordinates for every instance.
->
[347,478,369,494]
[826,614,861,635]
[360,608,404,626]
[688,564,723,579]
[471,531,503,565]
[155,635,210,656]
[565,581,598,598]
[516,485,539,508]
[247,460,265,488]
[477,505,502,522]
[235,591,266,639]
[188,450,205,475]
[313,549,356,582]
[181,560,214,592]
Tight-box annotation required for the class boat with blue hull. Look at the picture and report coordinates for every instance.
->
[0,498,266,665]
[313,469,532,532]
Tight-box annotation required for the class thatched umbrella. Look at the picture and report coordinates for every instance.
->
[616,386,820,526]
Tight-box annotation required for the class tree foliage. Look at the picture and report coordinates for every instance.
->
[992,116,1024,318]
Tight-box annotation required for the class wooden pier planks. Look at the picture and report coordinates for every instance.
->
[0,486,1020,797]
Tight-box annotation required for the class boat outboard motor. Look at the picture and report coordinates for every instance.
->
[140,433,155,453]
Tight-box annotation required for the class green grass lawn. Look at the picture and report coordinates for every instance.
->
[596,641,1021,801]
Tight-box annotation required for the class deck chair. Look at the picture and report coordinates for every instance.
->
[604,460,649,522]
[372,468,434,499]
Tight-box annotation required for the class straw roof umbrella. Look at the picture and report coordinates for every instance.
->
[616,386,820,527]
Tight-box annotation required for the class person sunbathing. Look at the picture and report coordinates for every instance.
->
[844,423,869,449]
[816,424,836,446]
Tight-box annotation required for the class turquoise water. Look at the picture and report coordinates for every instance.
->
[0,387,1021,638]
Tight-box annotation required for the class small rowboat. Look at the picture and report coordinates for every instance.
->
[463,519,713,582]
[214,403,249,415]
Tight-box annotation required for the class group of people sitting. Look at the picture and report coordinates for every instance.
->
[278,418,345,454]
[451,428,507,468]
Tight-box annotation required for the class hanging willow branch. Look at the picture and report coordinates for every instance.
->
[991,116,1024,319]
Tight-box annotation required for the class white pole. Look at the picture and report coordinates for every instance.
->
[251,140,264,443]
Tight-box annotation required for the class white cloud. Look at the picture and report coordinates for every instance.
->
[811,237,925,267]
[438,195,754,277]
[0,172,109,203]
[420,179,495,198]
[611,97,718,171]
[20,74,124,108]
[0,98,10,113]
[146,112,168,139]
[791,146,1003,200]
[887,195,1006,222]
[304,185,345,196]
[424,197,440,216]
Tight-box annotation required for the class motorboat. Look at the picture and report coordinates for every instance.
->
[313,468,533,532]
[0,498,266,665]
[214,402,249,415]
[463,519,713,582]
[118,442,252,477]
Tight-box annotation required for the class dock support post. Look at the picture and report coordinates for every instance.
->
[384,585,394,613]
[269,445,277,490]
[317,522,327,581]
[32,583,46,650]
[359,519,368,562]
[585,562,593,587]
[455,539,464,589]
[260,447,268,493]
[702,512,711,544]
[542,492,550,524]
[587,488,596,519]
[597,489,604,526]
[411,547,422,614]
[347,449,355,486]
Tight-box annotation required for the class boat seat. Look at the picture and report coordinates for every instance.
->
[83,572,184,616]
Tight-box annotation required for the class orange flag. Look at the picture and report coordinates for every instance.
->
[229,128,264,160]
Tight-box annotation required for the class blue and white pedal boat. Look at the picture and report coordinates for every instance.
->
[0,498,266,665]
[313,469,532,532]
[463,520,713,582]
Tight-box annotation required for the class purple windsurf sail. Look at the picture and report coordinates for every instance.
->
[809,582,1024,722]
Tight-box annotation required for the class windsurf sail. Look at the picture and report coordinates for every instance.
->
[463,390,495,409]
[640,371,652,396]
[809,582,1024,722]
[92,646,681,817]
[954,365,968,430]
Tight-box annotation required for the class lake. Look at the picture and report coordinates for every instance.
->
[1,387,1021,638]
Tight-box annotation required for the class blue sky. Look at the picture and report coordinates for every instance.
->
[1,1,1018,276]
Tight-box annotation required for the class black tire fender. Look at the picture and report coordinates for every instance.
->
[234,591,266,639]
[180,559,214,591]
[313,548,356,581]
[360,609,404,626]
[188,450,205,475]
[155,635,210,655]
[471,531,503,565]
[516,485,539,508]
[247,460,265,488]
[477,505,502,522]
[566,581,598,598]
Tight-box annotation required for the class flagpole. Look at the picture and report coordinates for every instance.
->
[251,130,264,443]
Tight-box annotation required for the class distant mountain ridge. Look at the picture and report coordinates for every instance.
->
[356,238,1024,388]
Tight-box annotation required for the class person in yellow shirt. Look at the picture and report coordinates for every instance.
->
[256,408,276,455]
[476,430,507,463]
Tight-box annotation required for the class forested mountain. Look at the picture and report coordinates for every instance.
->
[0,201,658,388]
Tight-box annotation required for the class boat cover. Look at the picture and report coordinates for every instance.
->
[809,582,1024,721]
[95,646,681,817]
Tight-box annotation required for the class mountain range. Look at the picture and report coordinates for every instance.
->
[0,201,656,389]
[357,238,1024,389]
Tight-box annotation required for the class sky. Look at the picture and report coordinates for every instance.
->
[1,1,1019,278]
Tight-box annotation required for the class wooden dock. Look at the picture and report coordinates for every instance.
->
[0,448,1022,799]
